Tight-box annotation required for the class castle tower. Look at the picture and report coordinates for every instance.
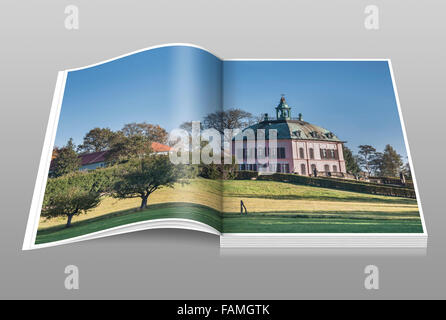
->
[275,95,291,120]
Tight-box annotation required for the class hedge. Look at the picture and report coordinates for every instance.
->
[236,171,416,199]
[235,170,259,180]
[368,176,414,189]
[328,176,414,190]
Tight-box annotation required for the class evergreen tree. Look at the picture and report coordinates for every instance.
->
[51,138,80,177]
[343,146,361,175]
[379,144,403,177]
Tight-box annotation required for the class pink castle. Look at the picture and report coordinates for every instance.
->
[233,96,347,177]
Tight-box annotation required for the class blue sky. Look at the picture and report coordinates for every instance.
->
[57,46,222,147]
[224,60,407,159]
[56,46,407,159]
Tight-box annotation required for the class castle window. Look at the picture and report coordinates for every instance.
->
[277,147,286,159]
[299,147,305,159]
[321,149,327,159]
[324,164,330,172]
[309,148,314,159]
[330,150,335,159]
[333,165,338,172]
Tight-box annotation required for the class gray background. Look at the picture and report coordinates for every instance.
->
[0,0,444,299]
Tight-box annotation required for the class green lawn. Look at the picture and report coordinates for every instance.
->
[221,180,422,233]
[36,178,423,244]
[223,214,423,233]
[36,202,222,244]
[223,180,415,204]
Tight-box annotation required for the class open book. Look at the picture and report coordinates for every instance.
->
[23,44,427,250]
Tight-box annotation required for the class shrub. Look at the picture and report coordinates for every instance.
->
[235,170,259,180]
[198,158,238,180]
[199,163,222,180]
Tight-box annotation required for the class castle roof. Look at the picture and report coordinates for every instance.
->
[234,96,343,142]
[237,119,342,142]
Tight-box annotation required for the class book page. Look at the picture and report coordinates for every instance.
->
[24,45,224,249]
[221,59,425,236]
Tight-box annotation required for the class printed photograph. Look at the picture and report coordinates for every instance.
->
[34,45,423,246]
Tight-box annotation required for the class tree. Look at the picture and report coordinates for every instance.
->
[378,144,403,177]
[177,121,203,146]
[42,171,104,228]
[369,152,383,176]
[179,121,193,133]
[402,162,412,179]
[343,146,361,175]
[112,155,184,209]
[106,135,153,164]
[51,138,80,177]
[202,108,253,134]
[121,122,168,144]
[357,145,377,176]
[77,127,116,153]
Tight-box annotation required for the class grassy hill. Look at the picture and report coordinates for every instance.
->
[38,178,222,230]
[36,202,221,245]
[36,178,423,244]
[221,179,422,233]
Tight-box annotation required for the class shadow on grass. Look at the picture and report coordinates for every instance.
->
[37,202,221,237]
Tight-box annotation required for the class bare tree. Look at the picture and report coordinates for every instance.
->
[202,108,253,134]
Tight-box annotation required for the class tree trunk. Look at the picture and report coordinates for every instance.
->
[140,196,148,209]
[66,214,74,228]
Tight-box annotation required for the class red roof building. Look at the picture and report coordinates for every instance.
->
[50,142,171,172]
